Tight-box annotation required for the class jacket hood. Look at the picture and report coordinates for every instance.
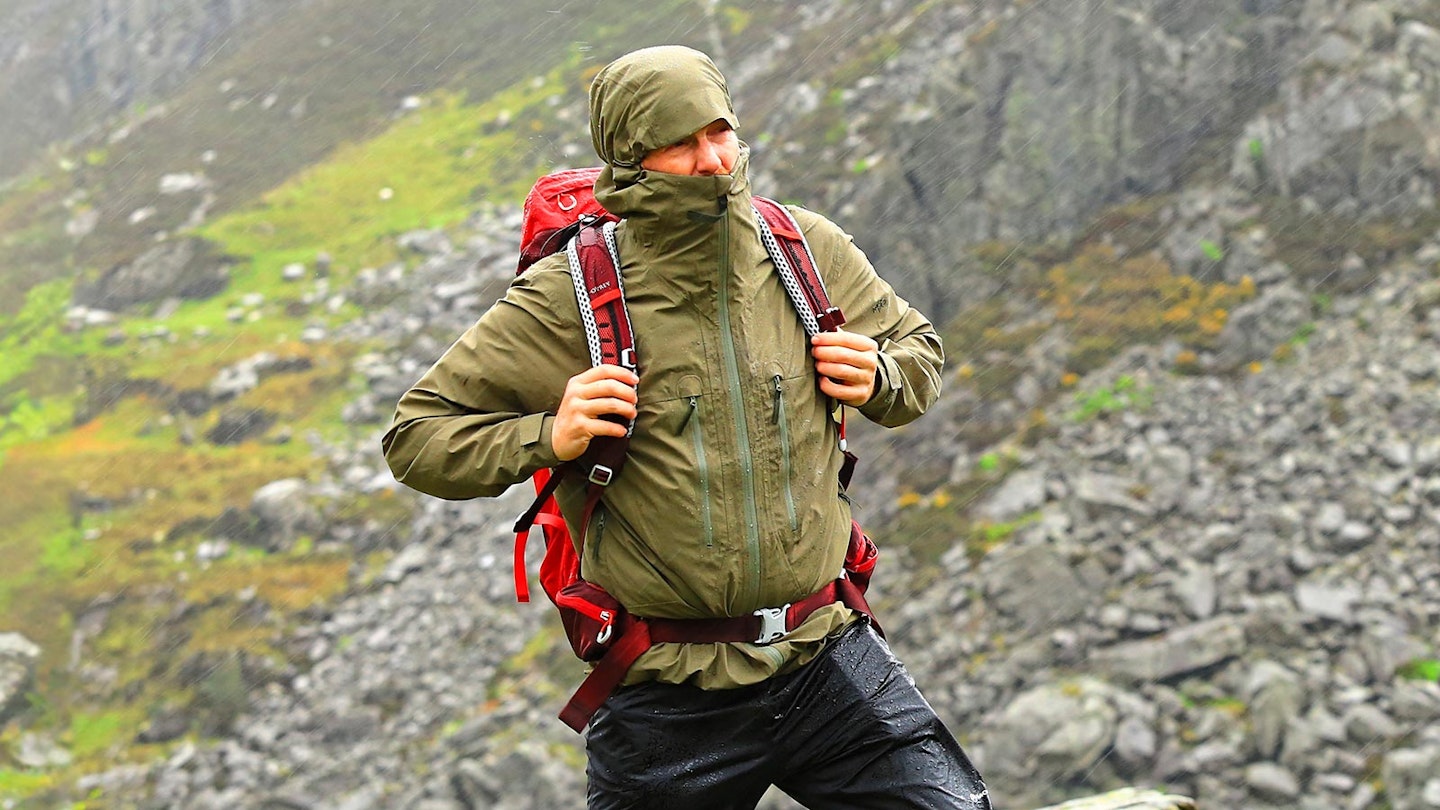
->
[589,45,739,169]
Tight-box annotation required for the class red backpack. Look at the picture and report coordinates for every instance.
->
[510,167,879,731]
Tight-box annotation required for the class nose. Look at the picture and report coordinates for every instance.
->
[695,141,722,176]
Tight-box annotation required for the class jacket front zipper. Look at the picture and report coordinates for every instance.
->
[713,195,763,605]
[773,375,798,534]
[681,395,715,548]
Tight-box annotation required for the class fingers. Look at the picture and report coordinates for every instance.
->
[573,364,640,389]
[811,330,878,353]
[817,373,873,406]
[812,330,878,407]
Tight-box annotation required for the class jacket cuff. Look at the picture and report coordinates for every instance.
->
[858,349,902,421]
[518,412,563,469]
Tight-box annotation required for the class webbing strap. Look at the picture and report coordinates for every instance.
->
[572,222,637,376]
[556,577,878,732]
[753,197,846,336]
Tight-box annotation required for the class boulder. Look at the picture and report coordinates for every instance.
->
[205,408,276,445]
[1216,283,1311,368]
[1088,617,1246,684]
[982,545,1089,631]
[1032,789,1195,810]
[74,238,230,310]
[1382,746,1440,810]
[981,678,1123,786]
[250,479,322,551]
[0,633,41,724]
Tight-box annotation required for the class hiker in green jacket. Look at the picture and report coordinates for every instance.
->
[384,45,989,809]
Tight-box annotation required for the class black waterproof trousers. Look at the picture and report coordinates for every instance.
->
[585,621,991,809]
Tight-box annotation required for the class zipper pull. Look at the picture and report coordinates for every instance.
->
[772,375,783,423]
[678,396,698,434]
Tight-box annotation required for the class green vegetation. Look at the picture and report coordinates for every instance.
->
[1398,659,1440,682]
[0,279,80,391]
[199,82,558,287]
[0,0,736,799]
[0,61,580,809]
[1070,375,1153,421]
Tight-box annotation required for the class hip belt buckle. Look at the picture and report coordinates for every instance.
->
[753,604,792,645]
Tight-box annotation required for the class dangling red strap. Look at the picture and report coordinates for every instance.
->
[559,620,653,732]
[514,512,567,603]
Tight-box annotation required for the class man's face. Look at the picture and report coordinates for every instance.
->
[640,119,738,177]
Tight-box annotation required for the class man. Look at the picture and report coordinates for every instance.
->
[383,45,989,809]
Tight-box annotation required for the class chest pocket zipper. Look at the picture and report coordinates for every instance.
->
[679,395,716,549]
[588,506,606,560]
[773,375,799,534]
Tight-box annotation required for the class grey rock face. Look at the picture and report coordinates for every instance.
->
[0,0,294,174]
[73,238,230,310]
[982,545,1088,631]
[1233,18,1440,215]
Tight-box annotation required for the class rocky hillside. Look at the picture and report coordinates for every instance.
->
[2,0,1439,808]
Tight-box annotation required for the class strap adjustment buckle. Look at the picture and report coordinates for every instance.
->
[588,465,615,486]
[753,604,792,645]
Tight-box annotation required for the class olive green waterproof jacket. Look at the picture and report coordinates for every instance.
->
[382,46,943,688]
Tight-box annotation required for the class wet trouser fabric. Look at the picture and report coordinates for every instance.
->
[585,621,991,810]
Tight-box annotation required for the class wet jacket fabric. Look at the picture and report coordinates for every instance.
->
[382,46,943,690]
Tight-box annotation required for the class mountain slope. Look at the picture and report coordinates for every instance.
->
[1,0,1439,808]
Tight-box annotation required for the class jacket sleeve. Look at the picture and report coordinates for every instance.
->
[381,261,586,499]
[789,206,944,428]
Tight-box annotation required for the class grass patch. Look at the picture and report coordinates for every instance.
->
[1069,375,1154,421]
[0,769,55,801]
[67,710,130,760]
[1398,659,1440,682]
[1263,197,1440,292]
[198,80,561,285]
[0,279,82,392]
[487,625,574,702]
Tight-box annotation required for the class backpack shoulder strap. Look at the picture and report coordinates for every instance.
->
[512,221,634,545]
[567,221,637,377]
[752,197,846,335]
[752,197,859,486]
